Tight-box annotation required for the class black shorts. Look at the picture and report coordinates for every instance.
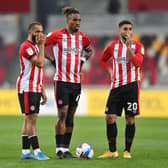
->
[18,92,42,115]
[54,81,81,108]
[105,81,140,116]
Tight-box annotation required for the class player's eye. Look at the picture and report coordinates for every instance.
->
[123,27,132,31]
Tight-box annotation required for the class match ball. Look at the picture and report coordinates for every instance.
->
[76,143,94,159]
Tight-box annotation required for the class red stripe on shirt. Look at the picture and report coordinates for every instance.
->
[24,92,29,115]
[112,59,116,89]
[127,63,131,83]
[66,35,71,82]
[74,34,80,83]
[118,44,123,87]
[58,36,63,81]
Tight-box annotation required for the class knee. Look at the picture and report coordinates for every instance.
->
[58,106,68,121]
[106,114,116,124]
[27,114,37,125]
[125,115,135,125]
[58,111,67,121]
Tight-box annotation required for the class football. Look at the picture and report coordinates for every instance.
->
[76,143,94,159]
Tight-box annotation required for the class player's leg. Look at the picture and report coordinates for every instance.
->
[21,117,33,158]
[63,105,77,158]
[54,81,69,159]
[18,92,34,159]
[26,113,39,154]
[63,83,81,158]
[124,115,135,158]
[123,81,139,158]
[106,114,118,152]
[26,92,49,160]
[98,88,122,158]
[55,105,69,158]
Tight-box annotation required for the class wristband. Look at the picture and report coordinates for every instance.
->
[80,57,87,62]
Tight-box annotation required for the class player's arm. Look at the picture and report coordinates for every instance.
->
[125,36,144,67]
[100,44,112,69]
[45,32,57,67]
[100,44,113,81]
[45,47,56,67]
[41,85,47,105]
[81,45,93,67]
[30,34,46,67]
[80,34,93,68]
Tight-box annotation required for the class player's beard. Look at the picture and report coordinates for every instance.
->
[32,35,36,44]
[74,29,78,33]
[74,25,80,33]
[121,35,127,43]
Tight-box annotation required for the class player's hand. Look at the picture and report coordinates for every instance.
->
[36,34,46,45]
[41,87,47,105]
[125,34,132,48]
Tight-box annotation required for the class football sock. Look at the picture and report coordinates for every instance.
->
[125,124,135,152]
[56,147,64,153]
[107,123,117,152]
[55,134,64,149]
[64,132,72,148]
[29,136,40,150]
[22,135,30,150]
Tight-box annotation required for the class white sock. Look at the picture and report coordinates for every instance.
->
[56,147,65,153]
[22,149,30,154]
[64,148,69,152]
[34,148,41,155]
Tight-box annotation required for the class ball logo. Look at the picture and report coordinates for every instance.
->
[76,143,94,159]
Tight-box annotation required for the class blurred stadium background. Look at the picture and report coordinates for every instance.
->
[0,0,168,117]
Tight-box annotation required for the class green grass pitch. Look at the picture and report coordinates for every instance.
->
[0,116,168,168]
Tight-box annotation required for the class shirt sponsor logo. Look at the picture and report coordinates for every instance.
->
[63,47,82,54]
[115,57,130,63]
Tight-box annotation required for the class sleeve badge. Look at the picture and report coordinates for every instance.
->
[26,47,34,56]
[141,47,145,55]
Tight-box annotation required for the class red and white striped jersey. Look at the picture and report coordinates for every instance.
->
[17,40,44,93]
[101,40,145,89]
[45,28,91,83]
